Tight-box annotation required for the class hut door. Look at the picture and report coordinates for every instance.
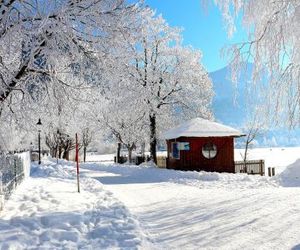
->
[179,143,190,169]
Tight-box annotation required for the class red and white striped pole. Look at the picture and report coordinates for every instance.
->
[75,133,80,193]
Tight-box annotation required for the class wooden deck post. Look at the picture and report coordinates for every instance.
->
[260,160,264,176]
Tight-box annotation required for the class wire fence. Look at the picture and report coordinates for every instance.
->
[0,152,30,210]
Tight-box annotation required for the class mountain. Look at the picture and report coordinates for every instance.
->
[210,64,253,127]
[209,64,300,147]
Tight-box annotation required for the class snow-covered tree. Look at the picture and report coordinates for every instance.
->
[0,0,140,109]
[120,10,213,163]
[0,0,143,152]
[0,93,41,152]
[40,84,99,160]
[81,128,93,163]
[214,0,300,127]
[1,3,213,159]
[93,83,148,163]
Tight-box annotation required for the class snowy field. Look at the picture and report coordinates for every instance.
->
[85,153,116,163]
[86,146,300,175]
[234,147,300,174]
[1,147,300,249]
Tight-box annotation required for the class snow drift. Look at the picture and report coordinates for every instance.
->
[276,159,300,187]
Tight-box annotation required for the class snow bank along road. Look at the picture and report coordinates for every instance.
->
[1,159,300,249]
[81,162,300,250]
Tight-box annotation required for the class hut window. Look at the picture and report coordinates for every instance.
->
[202,143,217,159]
[171,142,180,159]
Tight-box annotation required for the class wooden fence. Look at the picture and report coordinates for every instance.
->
[153,157,265,175]
[235,160,265,176]
[155,157,265,175]
[110,155,265,175]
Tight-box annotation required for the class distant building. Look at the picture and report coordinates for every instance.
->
[164,118,245,173]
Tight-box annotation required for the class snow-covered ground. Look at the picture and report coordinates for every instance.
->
[1,147,300,249]
[0,160,151,249]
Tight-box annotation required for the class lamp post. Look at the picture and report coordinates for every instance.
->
[36,118,42,164]
[57,129,61,163]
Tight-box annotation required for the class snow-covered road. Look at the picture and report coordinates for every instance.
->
[81,163,300,250]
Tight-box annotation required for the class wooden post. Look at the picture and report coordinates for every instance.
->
[75,133,80,193]
[260,160,264,176]
[272,167,275,176]
[243,162,247,173]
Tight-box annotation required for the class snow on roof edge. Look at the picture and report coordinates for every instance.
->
[163,118,245,140]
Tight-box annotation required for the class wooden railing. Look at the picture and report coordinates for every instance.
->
[235,160,265,176]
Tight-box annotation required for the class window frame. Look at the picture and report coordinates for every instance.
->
[202,142,217,159]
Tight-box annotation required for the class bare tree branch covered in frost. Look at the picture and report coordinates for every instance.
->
[214,0,300,127]
[240,108,266,167]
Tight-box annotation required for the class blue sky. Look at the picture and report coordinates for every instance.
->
[145,0,247,72]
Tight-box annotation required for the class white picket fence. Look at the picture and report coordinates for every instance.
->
[0,151,31,210]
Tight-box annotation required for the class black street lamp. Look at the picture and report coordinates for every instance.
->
[57,129,61,163]
[36,118,42,164]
